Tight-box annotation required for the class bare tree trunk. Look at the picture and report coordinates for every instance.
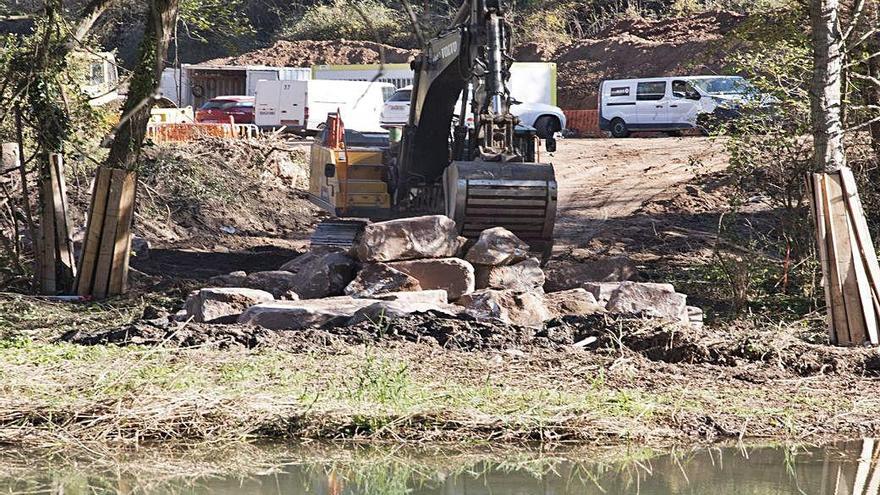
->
[866,31,880,154]
[76,0,178,298]
[104,0,180,171]
[810,0,848,172]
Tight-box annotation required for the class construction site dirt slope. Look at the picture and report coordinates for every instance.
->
[202,11,747,110]
[205,39,417,67]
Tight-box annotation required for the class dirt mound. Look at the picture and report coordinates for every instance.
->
[554,11,748,109]
[205,40,417,67]
[62,309,880,377]
[132,137,320,250]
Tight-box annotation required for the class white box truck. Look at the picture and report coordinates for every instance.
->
[313,62,558,105]
[254,80,394,133]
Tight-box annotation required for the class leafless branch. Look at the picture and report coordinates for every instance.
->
[842,0,867,41]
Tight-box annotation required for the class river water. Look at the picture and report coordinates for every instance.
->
[2,440,879,494]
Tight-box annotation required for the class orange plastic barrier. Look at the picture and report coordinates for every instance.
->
[145,123,260,143]
[563,109,605,138]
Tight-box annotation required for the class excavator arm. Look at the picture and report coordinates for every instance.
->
[395,0,558,258]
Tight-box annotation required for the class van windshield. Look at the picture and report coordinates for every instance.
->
[691,77,752,96]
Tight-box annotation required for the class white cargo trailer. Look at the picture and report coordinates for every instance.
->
[312,62,558,105]
[254,79,393,132]
[160,65,311,108]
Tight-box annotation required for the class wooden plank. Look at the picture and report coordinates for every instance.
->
[39,177,56,294]
[854,439,875,495]
[76,168,112,296]
[108,171,136,295]
[840,167,880,344]
[92,169,126,299]
[49,155,76,286]
[820,174,852,344]
[811,174,836,343]
[826,172,868,345]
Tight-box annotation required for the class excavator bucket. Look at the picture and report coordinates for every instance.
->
[444,161,558,259]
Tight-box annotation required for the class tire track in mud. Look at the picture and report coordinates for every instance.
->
[549,137,728,248]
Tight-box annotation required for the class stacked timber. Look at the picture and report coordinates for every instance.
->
[76,167,137,298]
[37,154,76,294]
[810,166,880,346]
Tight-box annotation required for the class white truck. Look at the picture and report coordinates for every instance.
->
[254,80,394,133]
[599,75,758,137]
[313,62,558,104]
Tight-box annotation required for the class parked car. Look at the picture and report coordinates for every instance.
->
[195,96,255,124]
[598,76,765,138]
[380,85,567,139]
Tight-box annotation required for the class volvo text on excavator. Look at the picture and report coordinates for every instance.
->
[307,0,558,258]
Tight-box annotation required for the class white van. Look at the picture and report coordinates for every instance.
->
[254,80,395,133]
[380,85,567,139]
[599,76,756,137]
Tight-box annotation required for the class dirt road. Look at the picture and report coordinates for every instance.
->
[550,136,728,247]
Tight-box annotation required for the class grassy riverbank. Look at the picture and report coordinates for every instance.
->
[2,294,879,448]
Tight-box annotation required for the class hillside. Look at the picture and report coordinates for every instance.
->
[194,11,748,110]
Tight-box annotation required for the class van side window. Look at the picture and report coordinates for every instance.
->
[672,80,689,98]
[636,81,666,101]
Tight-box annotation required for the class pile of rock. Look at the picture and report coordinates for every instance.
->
[183,215,702,330]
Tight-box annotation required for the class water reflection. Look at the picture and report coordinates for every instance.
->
[2,440,880,494]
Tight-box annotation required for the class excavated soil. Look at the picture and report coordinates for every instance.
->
[62,311,880,379]
[514,11,749,109]
[205,40,417,67]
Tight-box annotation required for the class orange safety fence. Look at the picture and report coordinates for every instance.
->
[563,109,605,138]
[146,123,261,143]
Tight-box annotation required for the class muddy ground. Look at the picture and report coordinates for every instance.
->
[6,134,879,447]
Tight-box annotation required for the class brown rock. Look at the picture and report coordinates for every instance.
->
[605,282,688,323]
[544,289,604,317]
[543,257,638,292]
[345,263,422,297]
[278,249,357,299]
[465,227,530,266]
[583,281,675,306]
[387,258,475,300]
[208,271,248,287]
[238,296,379,330]
[184,288,275,323]
[456,289,551,327]
[348,300,462,325]
[356,215,461,262]
[374,289,449,305]
[475,257,545,291]
[243,271,303,299]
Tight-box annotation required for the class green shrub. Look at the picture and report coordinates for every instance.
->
[283,0,409,45]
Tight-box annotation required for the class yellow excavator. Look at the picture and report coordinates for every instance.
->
[307,0,558,258]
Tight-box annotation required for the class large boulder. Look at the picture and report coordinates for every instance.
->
[374,289,449,305]
[387,258,475,300]
[208,271,248,287]
[238,296,379,330]
[457,289,551,327]
[242,271,303,299]
[545,289,605,317]
[184,288,275,324]
[583,281,675,306]
[278,249,357,299]
[465,227,530,266]
[348,300,462,325]
[345,263,422,297]
[356,215,462,262]
[605,282,689,324]
[475,257,545,291]
[543,257,638,292]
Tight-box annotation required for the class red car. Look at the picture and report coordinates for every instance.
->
[195,96,255,124]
